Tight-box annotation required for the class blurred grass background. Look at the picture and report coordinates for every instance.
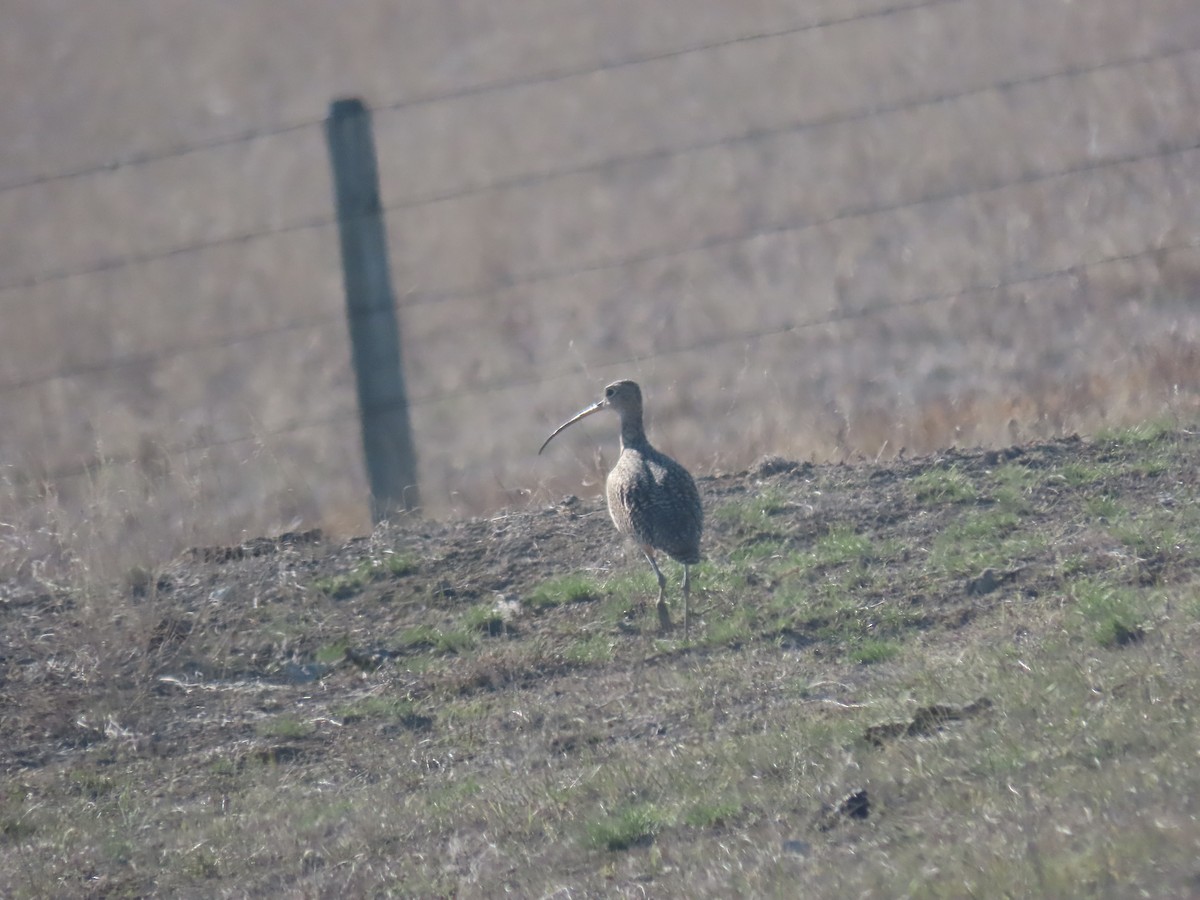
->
[3,0,1200,577]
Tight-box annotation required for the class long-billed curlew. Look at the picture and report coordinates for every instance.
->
[539,380,703,637]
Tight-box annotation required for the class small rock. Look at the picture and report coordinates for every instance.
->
[815,789,870,831]
[966,568,999,596]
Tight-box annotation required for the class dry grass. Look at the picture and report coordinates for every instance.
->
[5,18,1200,896]
[3,2,1200,570]
[1,426,1198,897]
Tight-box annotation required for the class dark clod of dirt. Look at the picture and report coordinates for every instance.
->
[475,614,513,637]
[864,698,994,747]
[775,626,815,650]
[965,567,1023,597]
[188,529,324,563]
[815,788,870,832]
[752,455,801,477]
[395,713,435,732]
[128,567,174,598]
[966,568,1000,596]
[1111,621,1146,646]
[344,647,396,671]
[433,581,462,600]
[147,616,193,652]
[983,446,1026,466]
[549,732,602,754]
[255,745,306,765]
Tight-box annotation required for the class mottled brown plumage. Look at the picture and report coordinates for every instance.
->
[540,380,703,636]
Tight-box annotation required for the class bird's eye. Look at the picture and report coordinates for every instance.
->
[605,387,615,398]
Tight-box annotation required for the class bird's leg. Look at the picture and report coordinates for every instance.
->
[682,564,691,641]
[642,548,671,632]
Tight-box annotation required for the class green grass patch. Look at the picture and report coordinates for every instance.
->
[604,569,659,603]
[1057,553,1091,579]
[811,525,873,567]
[757,572,922,658]
[728,535,792,563]
[564,634,615,664]
[713,488,791,533]
[335,695,421,723]
[396,623,440,650]
[315,640,348,664]
[381,553,419,576]
[911,466,977,503]
[257,715,312,740]
[765,548,820,582]
[1055,461,1113,487]
[585,802,668,851]
[1085,495,1125,522]
[683,797,743,829]
[1107,511,1182,561]
[311,567,371,600]
[207,757,238,777]
[989,463,1039,513]
[597,592,642,626]
[438,697,492,728]
[850,637,902,664]
[432,627,477,654]
[704,606,755,647]
[1096,419,1174,447]
[1133,458,1170,477]
[692,559,750,595]
[527,573,602,610]
[956,508,1019,540]
[809,572,865,613]
[991,462,1041,492]
[929,508,1046,577]
[463,601,509,636]
[311,554,418,599]
[767,534,895,588]
[1069,578,1149,648]
[394,623,475,655]
[425,777,485,818]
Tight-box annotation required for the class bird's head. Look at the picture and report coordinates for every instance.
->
[538,379,643,455]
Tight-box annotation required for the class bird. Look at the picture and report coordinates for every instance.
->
[539,379,703,637]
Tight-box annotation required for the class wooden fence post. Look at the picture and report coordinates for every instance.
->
[325,98,420,520]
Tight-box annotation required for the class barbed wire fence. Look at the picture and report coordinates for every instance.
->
[4,0,1200,564]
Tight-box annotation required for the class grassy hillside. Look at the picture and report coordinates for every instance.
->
[1,423,1198,896]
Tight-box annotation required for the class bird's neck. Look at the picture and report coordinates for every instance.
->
[619,417,651,453]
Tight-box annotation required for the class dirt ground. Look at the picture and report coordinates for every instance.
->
[1,426,1198,896]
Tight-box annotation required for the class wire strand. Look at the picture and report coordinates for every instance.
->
[25,234,1196,486]
[4,41,1195,298]
[0,0,962,195]
[3,130,1195,397]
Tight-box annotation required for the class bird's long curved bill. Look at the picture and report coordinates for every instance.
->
[538,401,605,454]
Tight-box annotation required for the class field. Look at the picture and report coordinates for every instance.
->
[2,422,1198,897]
[5,1,1200,572]
[5,4,1200,894]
